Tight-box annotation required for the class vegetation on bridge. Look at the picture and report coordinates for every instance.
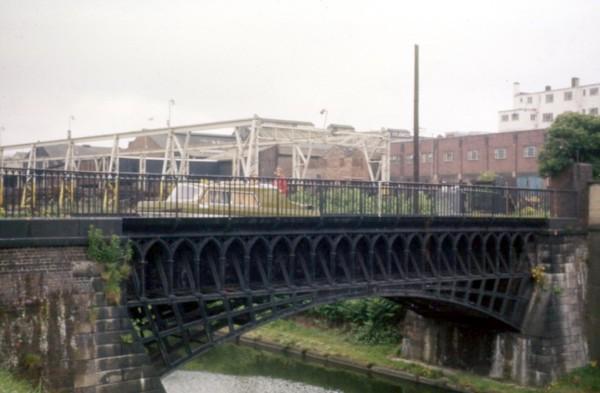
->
[289,187,434,215]
[87,226,132,304]
[539,112,600,178]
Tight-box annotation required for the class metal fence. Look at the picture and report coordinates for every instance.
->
[0,167,579,219]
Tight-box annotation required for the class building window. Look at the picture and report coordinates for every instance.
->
[494,148,507,160]
[545,94,554,103]
[564,91,573,101]
[443,151,454,162]
[406,155,413,162]
[591,87,599,96]
[511,113,519,121]
[527,96,533,104]
[421,153,433,163]
[523,146,537,158]
[501,114,509,122]
[467,150,479,161]
[530,114,537,121]
[542,113,554,122]
[591,108,599,115]
[583,89,587,96]
[391,155,400,162]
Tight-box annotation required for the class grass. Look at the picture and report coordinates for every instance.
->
[0,370,42,393]
[546,365,600,393]
[245,318,600,393]
[246,319,442,378]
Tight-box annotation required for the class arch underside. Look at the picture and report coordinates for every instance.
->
[125,230,537,374]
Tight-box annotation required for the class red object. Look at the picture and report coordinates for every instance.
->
[275,177,288,196]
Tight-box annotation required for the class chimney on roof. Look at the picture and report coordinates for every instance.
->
[545,85,552,91]
[513,82,520,96]
[571,77,580,87]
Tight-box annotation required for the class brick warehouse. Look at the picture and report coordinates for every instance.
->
[391,128,547,188]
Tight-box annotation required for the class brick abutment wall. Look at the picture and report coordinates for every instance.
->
[399,232,591,386]
[0,246,165,393]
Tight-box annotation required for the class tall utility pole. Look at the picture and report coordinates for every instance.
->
[412,45,420,215]
[413,44,420,183]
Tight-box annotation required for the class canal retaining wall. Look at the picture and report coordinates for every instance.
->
[587,182,600,364]
[400,231,591,387]
[0,245,165,393]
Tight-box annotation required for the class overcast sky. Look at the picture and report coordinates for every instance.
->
[0,0,599,145]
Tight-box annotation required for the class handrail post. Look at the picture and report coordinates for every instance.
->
[430,185,434,217]
[175,176,179,219]
[412,185,419,215]
[277,177,280,217]
[377,181,382,217]
[318,181,324,218]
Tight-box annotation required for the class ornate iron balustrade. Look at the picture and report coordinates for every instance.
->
[0,167,578,219]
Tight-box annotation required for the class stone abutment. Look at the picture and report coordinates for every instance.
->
[399,231,592,386]
[0,246,165,393]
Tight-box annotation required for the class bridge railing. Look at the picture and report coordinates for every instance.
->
[0,167,578,219]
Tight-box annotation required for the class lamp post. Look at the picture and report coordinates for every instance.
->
[319,109,328,129]
[167,99,176,128]
[68,116,75,133]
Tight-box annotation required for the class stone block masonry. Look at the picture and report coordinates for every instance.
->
[399,231,591,387]
[0,246,165,393]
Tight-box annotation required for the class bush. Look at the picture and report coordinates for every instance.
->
[477,171,496,183]
[87,226,132,304]
[289,187,433,216]
[0,369,43,393]
[306,298,404,345]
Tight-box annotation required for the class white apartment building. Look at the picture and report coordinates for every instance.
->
[498,77,600,132]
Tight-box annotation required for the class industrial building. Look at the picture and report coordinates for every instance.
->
[391,128,546,188]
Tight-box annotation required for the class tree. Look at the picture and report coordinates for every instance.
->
[538,112,600,178]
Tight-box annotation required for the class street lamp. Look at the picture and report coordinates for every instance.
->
[167,99,176,128]
[319,109,328,129]
[68,116,75,138]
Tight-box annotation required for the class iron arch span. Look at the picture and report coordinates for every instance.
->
[124,223,539,374]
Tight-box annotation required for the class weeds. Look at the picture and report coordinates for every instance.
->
[305,298,404,345]
[87,226,132,305]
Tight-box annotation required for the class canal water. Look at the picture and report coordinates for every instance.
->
[162,343,451,393]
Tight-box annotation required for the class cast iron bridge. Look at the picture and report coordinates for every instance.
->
[123,216,550,373]
[0,168,578,373]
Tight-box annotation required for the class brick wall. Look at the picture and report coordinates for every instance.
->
[391,129,547,183]
[257,145,372,180]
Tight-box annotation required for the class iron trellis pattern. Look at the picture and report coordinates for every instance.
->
[124,224,539,373]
